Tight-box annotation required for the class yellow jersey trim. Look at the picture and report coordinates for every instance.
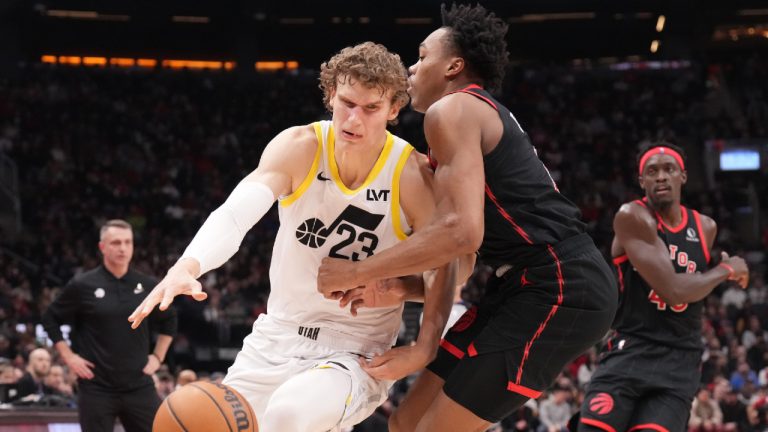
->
[391,144,414,240]
[280,123,323,207]
[327,125,394,195]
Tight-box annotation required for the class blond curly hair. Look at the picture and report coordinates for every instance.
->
[319,42,409,123]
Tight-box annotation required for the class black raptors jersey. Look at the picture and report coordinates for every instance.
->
[430,85,585,268]
[613,199,711,350]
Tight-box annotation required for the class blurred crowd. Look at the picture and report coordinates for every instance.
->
[0,52,766,431]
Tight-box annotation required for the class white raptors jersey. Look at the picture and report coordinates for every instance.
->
[268,120,414,350]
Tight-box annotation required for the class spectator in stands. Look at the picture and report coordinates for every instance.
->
[14,347,54,401]
[501,399,539,432]
[155,371,174,400]
[721,283,748,311]
[748,387,768,430]
[742,316,766,350]
[0,335,15,361]
[0,359,16,384]
[730,360,759,392]
[537,385,572,432]
[175,369,197,388]
[689,387,723,431]
[719,387,748,431]
[44,364,74,397]
[576,348,598,389]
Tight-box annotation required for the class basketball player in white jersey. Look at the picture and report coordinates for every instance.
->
[128,42,468,432]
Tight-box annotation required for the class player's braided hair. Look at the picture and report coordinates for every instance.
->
[636,141,688,169]
[441,3,509,92]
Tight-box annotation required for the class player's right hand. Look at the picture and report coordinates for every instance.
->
[721,252,749,288]
[63,353,95,380]
[128,261,207,329]
[339,278,410,316]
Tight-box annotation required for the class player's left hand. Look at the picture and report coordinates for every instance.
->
[143,354,161,375]
[317,257,363,299]
[360,343,434,381]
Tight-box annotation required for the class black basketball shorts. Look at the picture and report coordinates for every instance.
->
[427,234,618,422]
[578,335,701,432]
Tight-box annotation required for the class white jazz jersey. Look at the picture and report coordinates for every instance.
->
[269,120,414,351]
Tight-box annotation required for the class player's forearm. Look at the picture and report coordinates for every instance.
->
[180,181,275,276]
[173,258,201,278]
[416,262,457,352]
[356,212,479,283]
[660,265,732,304]
[152,334,173,362]
[400,275,426,302]
[457,253,476,284]
[54,341,75,359]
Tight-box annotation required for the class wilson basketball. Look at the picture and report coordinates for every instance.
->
[153,381,257,432]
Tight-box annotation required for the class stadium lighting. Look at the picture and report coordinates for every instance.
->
[737,8,768,16]
[39,55,241,71]
[160,60,235,70]
[394,17,433,24]
[137,59,157,68]
[511,12,595,23]
[58,56,81,65]
[656,15,665,32]
[46,10,130,21]
[254,61,298,71]
[83,57,107,66]
[278,18,314,24]
[110,58,136,67]
[172,16,210,24]
[650,40,660,53]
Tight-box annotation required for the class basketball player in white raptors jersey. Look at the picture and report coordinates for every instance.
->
[128,42,472,432]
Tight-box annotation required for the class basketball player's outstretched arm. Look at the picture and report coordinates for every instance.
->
[129,125,318,329]
[318,94,485,295]
[359,149,464,380]
[616,202,749,306]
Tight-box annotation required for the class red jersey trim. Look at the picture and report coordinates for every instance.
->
[485,183,534,245]
[638,198,688,233]
[506,382,541,399]
[445,84,498,111]
[514,245,564,385]
[439,339,465,359]
[628,423,669,432]
[467,342,478,357]
[657,206,688,233]
[581,418,617,432]
[692,210,711,264]
[614,256,627,294]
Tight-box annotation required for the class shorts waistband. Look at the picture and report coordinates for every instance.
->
[259,315,391,356]
[494,233,596,278]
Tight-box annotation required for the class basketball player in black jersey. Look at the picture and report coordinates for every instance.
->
[318,4,617,431]
[577,143,749,432]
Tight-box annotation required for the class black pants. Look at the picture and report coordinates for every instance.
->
[78,382,161,432]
